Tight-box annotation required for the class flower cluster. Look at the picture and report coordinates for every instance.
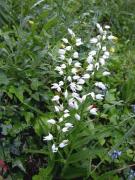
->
[128,169,135,180]
[109,150,122,159]
[43,23,115,153]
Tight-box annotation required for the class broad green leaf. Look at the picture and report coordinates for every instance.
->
[0,71,9,85]
[43,16,58,31]
[63,166,87,179]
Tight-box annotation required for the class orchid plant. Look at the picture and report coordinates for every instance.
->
[43,23,116,154]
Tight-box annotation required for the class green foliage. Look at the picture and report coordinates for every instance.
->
[0,0,135,179]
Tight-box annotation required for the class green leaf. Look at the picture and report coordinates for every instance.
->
[32,166,53,180]
[63,166,87,179]
[9,86,24,102]
[12,160,26,173]
[68,149,91,164]
[0,71,9,85]
[43,16,58,31]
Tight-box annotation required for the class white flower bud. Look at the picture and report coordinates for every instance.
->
[61,64,66,69]
[95,94,104,100]
[76,38,83,46]
[43,133,53,141]
[59,140,69,148]
[65,46,72,51]
[68,28,75,37]
[59,49,66,55]
[52,144,58,153]
[75,113,80,120]
[95,82,106,90]
[90,108,98,115]
[62,38,68,43]
[82,74,90,79]
[90,37,98,44]
[77,78,85,85]
[52,95,60,102]
[103,71,111,76]
[73,52,79,59]
[74,62,81,68]
[47,119,56,124]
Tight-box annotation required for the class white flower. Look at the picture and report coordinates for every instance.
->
[95,94,104,100]
[102,46,107,51]
[67,76,72,82]
[76,85,82,91]
[76,38,83,46]
[89,50,97,56]
[70,82,77,92]
[62,127,69,132]
[54,104,64,112]
[52,95,60,102]
[77,78,85,85]
[89,92,95,100]
[72,92,81,101]
[73,75,80,80]
[51,83,61,92]
[55,66,64,75]
[61,64,66,69]
[64,90,68,99]
[59,81,64,86]
[43,133,53,141]
[59,55,65,60]
[55,66,62,72]
[68,28,75,37]
[87,55,93,63]
[105,25,110,29]
[64,109,69,113]
[95,62,100,70]
[71,68,78,74]
[87,64,94,71]
[55,105,60,112]
[73,52,79,59]
[59,117,63,122]
[74,62,81,68]
[59,140,69,148]
[75,113,81,120]
[103,54,109,60]
[80,94,87,102]
[95,82,106,90]
[62,123,73,132]
[90,107,98,115]
[59,70,64,75]
[52,144,58,153]
[59,49,66,55]
[96,42,101,49]
[65,46,72,51]
[65,123,73,128]
[62,38,68,44]
[102,35,106,40]
[103,71,111,76]
[47,119,56,124]
[99,58,105,66]
[82,74,90,79]
[104,51,110,57]
[63,113,70,118]
[96,23,101,29]
[68,58,72,65]
[90,37,98,44]
[68,98,78,109]
[99,27,103,34]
